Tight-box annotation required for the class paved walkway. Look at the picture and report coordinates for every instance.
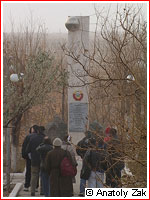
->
[17,156,82,197]
[5,156,131,197]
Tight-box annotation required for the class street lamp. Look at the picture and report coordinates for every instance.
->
[126,74,136,129]
[127,74,135,83]
[10,73,24,82]
[5,71,24,189]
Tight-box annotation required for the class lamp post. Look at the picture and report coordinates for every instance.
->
[10,72,24,172]
[126,74,135,128]
[5,71,24,189]
[5,127,11,191]
[4,58,13,191]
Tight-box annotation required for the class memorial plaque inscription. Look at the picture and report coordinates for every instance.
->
[69,103,88,132]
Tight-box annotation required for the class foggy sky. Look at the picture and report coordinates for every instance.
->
[3,2,148,33]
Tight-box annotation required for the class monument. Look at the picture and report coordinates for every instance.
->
[65,16,89,144]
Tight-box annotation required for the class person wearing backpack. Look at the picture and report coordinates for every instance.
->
[62,135,78,187]
[84,138,108,188]
[45,138,74,197]
[62,135,77,167]
[36,136,53,197]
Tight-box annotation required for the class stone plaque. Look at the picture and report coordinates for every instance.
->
[69,103,88,132]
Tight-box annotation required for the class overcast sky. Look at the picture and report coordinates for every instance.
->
[3,2,148,33]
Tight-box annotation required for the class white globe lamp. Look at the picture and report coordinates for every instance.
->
[10,73,24,82]
[127,75,135,83]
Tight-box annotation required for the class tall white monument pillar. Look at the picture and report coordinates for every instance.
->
[65,16,89,144]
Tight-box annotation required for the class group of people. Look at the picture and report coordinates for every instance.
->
[22,125,77,197]
[22,124,125,197]
[77,127,125,196]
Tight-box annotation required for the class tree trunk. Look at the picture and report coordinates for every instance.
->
[62,85,65,122]
[135,89,141,129]
[11,143,17,172]
[11,114,22,172]
[6,127,11,190]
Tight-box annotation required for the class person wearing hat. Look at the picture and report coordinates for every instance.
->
[45,138,74,197]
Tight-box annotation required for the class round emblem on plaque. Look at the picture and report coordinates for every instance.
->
[73,91,83,101]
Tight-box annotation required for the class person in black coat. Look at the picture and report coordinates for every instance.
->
[105,128,125,188]
[36,136,53,197]
[26,125,45,196]
[84,138,108,188]
[21,125,39,191]
[76,131,92,196]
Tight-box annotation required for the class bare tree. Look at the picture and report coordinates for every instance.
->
[3,19,62,171]
[64,4,147,187]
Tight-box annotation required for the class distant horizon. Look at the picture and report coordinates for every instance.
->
[3,31,68,34]
[3,2,147,33]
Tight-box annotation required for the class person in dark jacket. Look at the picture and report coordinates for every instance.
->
[76,130,92,196]
[84,138,108,188]
[45,138,74,197]
[21,125,38,191]
[26,125,45,196]
[105,128,125,188]
[36,136,53,197]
